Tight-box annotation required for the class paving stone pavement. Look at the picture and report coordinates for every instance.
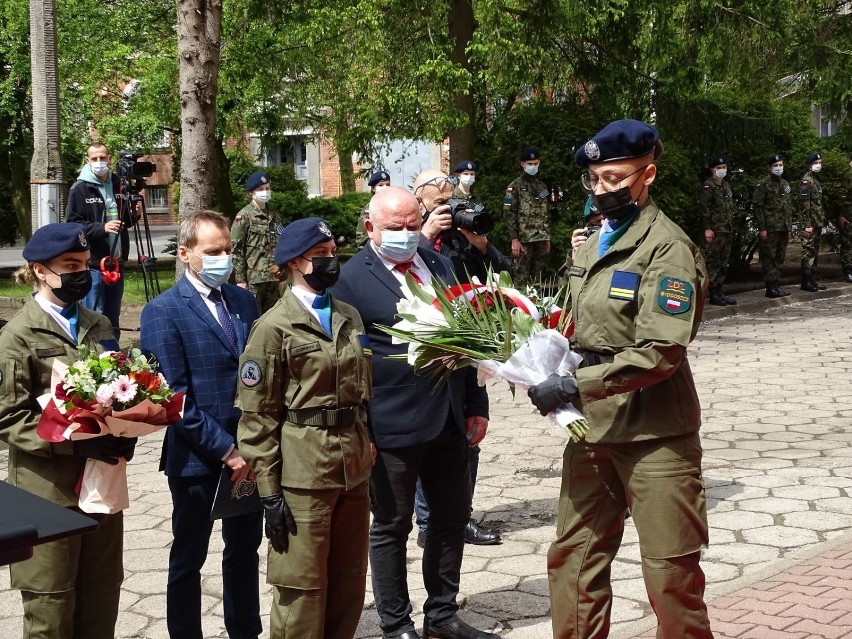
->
[1,291,851,639]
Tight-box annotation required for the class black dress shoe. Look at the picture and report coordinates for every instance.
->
[720,291,737,305]
[384,631,420,639]
[417,530,426,549]
[778,286,791,297]
[801,277,819,292]
[423,615,499,639]
[465,519,501,545]
[766,286,785,299]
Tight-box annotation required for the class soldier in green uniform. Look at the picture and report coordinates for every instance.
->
[355,170,392,249]
[840,157,852,283]
[700,156,737,305]
[528,120,714,639]
[503,147,551,286]
[236,217,373,639]
[452,160,481,207]
[753,154,793,298]
[231,171,283,313]
[798,153,827,292]
[0,223,135,639]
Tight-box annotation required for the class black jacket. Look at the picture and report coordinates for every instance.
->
[65,174,137,266]
[420,230,514,284]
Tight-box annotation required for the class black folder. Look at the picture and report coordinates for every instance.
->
[209,467,262,520]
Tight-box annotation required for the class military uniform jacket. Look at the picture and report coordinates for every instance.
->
[231,202,282,285]
[798,171,825,228]
[0,298,116,506]
[699,178,734,233]
[503,174,551,242]
[753,174,793,232]
[236,288,372,497]
[567,199,708,444]
[452,184,482,210]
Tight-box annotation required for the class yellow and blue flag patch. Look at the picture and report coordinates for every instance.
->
[609,271,639,301]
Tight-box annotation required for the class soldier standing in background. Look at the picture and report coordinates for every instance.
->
[453,161,480,207]
[231,171,282,313]
[840,155,852,284]
[798,153,827,292]
[700,157,737,306]
[355,170,392,249]
[503,148,551,286]
[753,154,793,299]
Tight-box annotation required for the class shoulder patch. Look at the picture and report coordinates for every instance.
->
[657,277,693,315]
[239,360,263,388]
[609,271,640,301]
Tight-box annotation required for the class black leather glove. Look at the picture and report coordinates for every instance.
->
[260,493,297,553]
[72,434,126,465]
[117,437,138,462]
[528,374,579,416]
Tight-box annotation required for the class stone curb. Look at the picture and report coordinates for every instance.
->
[703,282,852,321]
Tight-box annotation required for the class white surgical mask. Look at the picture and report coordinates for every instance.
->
[771,166,784,177]
[459,175,475,187]
[90,161,109,175]
[523,165,539,176]
[377,230,419,263]
[189,251,234,288]
[254,190,272,203]
[714,169,727,179]
[811,163,822,173]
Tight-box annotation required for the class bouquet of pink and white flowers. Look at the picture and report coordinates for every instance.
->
[37,347,185,514]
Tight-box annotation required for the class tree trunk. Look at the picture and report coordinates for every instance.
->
[176,0,223,218]
[337,145,356,194]
[9,151,32,239]
[448,0,476,166]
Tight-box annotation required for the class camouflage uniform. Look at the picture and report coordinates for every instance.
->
[699,177,734,289]
[354,209,370,249]
[752,174,793,286]
[798,170,825,280]
[840,199,852,280]
[503,173,551,285]
[231,201,283,313]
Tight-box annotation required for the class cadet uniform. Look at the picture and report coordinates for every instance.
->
[753,154,793,297]
[504,148,551,285]
[798,153,827,291]
[232,172,282,313]
[236,218,372,639]
[0,223,127,639]
[699,157,736,305]
[531,120,713,639]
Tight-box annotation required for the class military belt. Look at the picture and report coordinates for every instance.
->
[287,406,360,428]
[575,349,616,367]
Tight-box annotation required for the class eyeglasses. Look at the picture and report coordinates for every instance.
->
[581,165,649,192]
[414,176,456,193]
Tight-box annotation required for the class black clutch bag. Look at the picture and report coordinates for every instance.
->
[209,467,262,520]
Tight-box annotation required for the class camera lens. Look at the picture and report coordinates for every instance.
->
[446,198,492,235]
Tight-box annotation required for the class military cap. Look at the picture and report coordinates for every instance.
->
[519,148,539,161]
[582,195,599,221]
[767,154,784,165]
[24,223,89,262]
[275,217,334,265]
[708,156,726,168]
[453,161,477,173]
[367,171,391,187]
[245,171,270,192]
[805,153,822,166]
[575,119,660,168]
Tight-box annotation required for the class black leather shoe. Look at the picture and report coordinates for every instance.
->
[766,286,785,299]
[417,530,426,549]
[778,285,791,297]
[720,290,737,305]
[816,280,827,290]
[844,270,852,284]
[423,616,499,639]
[384,632,420,639]
[465,519,501,545]
[801,277,819,292]
[708,291,727,306]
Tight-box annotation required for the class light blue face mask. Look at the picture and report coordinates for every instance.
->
[523,164,539,176]
[190,251,233,287]
[377,230,419,262]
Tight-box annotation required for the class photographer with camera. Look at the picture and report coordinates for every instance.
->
[66,143,139,338]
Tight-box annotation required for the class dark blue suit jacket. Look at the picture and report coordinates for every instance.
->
[140,275,260,477]
[331,244,488,449]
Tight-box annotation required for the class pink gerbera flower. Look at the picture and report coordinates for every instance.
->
[113,375,138,404]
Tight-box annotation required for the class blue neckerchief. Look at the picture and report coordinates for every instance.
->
[311,292,332,335]
[59,303,79,342]
[598,208,641,258]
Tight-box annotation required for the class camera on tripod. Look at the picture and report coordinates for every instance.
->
[443,198,492,235]
[116,151,156,194]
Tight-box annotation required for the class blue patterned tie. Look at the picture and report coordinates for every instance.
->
[59,303,78,342]
[208,289,237,347]
[312,293,332,335]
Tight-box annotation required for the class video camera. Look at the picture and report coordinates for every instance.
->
[443,198,492,235]
[116,150,156,194]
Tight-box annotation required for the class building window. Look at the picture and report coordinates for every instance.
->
[146,186,169,210]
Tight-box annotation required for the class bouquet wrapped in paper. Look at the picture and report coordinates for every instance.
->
[37,347,185,514]
[378,269,588,439]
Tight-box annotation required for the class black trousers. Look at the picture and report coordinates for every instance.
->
[369,422,472,636]
[166,474,263,639]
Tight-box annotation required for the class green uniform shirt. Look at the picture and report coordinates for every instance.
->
[567,199,708,444]
[699,178,734,233]
[753,174,793,232]
[798,171,825,228]
[236,289,372,496]
[503,174,551,242]
[0,298,116,506]
[231,201,282,285]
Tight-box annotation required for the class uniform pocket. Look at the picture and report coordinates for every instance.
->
[265,499,330,590]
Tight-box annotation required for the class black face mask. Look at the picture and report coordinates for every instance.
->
[302,256,340,291]
[591,165,648,220]
[46,267,93,304]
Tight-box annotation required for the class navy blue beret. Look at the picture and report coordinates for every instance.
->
[708,156,726,168]
[367,171,391,187]
[453,161,476,173]
[767,154,784,165]
[275,217,334,265]
[805,153,822,166]
[519,148,539,162]
[245,171,270,192]
[24,223,90,262]
[575,119,660,168]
